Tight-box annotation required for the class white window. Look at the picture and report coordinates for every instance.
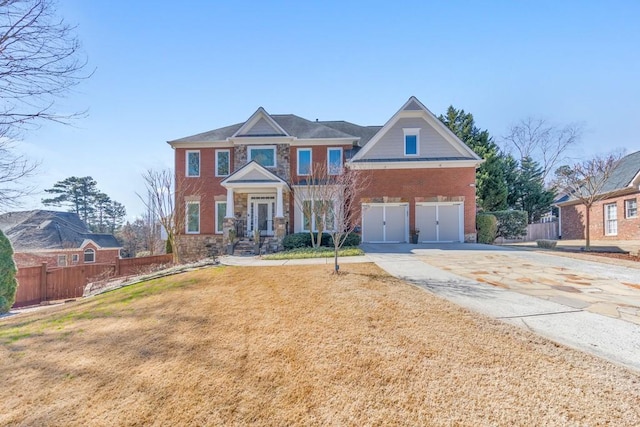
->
[604,203,618,236]
[72,254,79,264]
[302,199,335,232]
[57,255,67,267]
[297,148,312,176]
[84,248,95,263]
[248,145,276,168]
[625,199,637,219]
[186,150,200,177]
[186,201,200,234]
[327,148,343,175]
[215,201,227,234]
[403,128,420,156]
[216,150,230,177]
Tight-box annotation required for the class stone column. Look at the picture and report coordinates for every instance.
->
[274,217,286,251]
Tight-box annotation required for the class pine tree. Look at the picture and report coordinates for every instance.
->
[511,157,556,223]
[0,229,18,314]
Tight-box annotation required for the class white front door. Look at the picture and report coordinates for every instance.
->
[248,195,275,236]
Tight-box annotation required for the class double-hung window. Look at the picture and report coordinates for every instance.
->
[215,201,227,234]
[604,203,618,236]
[186,201,200,234]
[328,148,342,175]
[302,199,335,232]
[298,148,312,176]
[625,199,638,219]
[84,248,95,263]
[186,150,200,177]
[216,150,230,177]
[403,128,420,156]
[248,146,276,168]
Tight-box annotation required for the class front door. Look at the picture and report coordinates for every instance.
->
[248,195,275,236]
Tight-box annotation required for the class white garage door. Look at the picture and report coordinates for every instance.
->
[415,202,463,242]
[362,203,408,243]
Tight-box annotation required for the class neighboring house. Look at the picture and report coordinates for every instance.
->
[557,150,640,240]
[0,210,122,268]
[168,97,483,260]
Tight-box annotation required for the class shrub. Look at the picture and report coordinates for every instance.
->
[476,214,498,244]
[328,232,361,247]
[0,229,18,314]
[536,239,558,249]
[485,210,528,239]
[283,232,360,249]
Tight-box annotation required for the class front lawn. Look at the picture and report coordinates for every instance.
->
[1,264,639,425]
[263,246,364,260]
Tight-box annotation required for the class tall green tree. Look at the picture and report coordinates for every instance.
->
[42,176,126,233]
[509,157,556,223]
[0,229,18,314]
[439,106,507,211]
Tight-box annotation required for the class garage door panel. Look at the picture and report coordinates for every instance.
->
[362,205,384,242]
[438,204,460,241]
[416,205,437,242]
[385,205,407,242]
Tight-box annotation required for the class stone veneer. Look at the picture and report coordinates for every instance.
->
[234,144,290,181]
[175,234,223,262]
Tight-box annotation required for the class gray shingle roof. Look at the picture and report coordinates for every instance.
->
[599,150,640,193]
[319,121,383,147]
[0,210,121,251]
[169,114,360,143]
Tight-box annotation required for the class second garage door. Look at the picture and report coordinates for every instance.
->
[361,203,408,243]
[415,202,463,242]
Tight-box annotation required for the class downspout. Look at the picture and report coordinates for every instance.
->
[558,206,562,240]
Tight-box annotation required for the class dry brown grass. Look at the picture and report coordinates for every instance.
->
[1,264,639,426]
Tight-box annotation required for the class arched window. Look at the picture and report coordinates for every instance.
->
[84,248,95,263]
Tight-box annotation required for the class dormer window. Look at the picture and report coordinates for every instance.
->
[248,146,276,168]
[404,128,420,156]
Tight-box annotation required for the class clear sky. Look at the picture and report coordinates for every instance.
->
[17,0,640,219]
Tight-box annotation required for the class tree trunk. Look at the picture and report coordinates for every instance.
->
[585,204,591,251]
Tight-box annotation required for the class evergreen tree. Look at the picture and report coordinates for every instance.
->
[0,229,18,314]
[42,176,99,224]
[510,157,556,223]
[439,106,507,211]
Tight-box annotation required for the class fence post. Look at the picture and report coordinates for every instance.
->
[115,256,120,277]
[40,262,48,304]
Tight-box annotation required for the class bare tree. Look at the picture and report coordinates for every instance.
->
[503,118,582,183]
[138,169,180,263]
[554,152,623,250]
[292,161,369,273]
[0,0,89,209]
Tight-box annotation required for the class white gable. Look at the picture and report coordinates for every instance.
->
[350,96,481,164]
[232,107,289,137]
[221,161,289,188]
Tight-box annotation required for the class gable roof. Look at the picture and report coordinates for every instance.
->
[598,150,640,194]
[221,161,289,189]
[319,121,383,147]
[232,107,289,137]
[350,96,482,163]
[168,114,358,145]
[0,210,122,251]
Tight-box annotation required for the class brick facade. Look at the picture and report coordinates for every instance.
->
[560,193,640,240]
[13,244,121,268]
[355,167,477,240]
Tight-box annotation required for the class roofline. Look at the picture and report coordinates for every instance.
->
[168,136,358,149]
[348,159,483,170]
[555,186,639,207]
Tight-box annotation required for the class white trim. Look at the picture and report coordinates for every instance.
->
[327,147,343,175]
[290,138,357,146]
[185,150,201,177]
[351,96,482,162]
[604,202,618,236]
[215,149,231,177]
[625,198,638,219]
[297,148,312,176]
[83,248,96,263]
[403,128,420,156]
[415,202,464,243]
[186,201,200,234]
[248,194,276,236]
[232,107,290,137]
[248,145,277,168]
[348,159,482,170]
[215,201,227,234]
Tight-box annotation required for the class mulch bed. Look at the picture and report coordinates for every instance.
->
[586,252,640,263]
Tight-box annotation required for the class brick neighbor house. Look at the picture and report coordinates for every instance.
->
[0,210,122,268]
[168,97,483,259]
[557,150,640,241]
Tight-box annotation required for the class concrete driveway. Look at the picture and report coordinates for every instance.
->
[362,243,640,372]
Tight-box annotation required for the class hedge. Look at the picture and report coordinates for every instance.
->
[282,232,360,250]
[0,229,18,314]
[476,214,498,244]
[484,210,528,239]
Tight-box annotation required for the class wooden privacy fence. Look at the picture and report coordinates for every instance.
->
[13,254,173,308]
[495,221,559,244]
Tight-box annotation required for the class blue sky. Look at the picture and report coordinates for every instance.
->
[18,0,640,219]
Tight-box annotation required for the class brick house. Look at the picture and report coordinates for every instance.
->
[557,151,640,240]
[168,97,483,259]
[0,210,122,268]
